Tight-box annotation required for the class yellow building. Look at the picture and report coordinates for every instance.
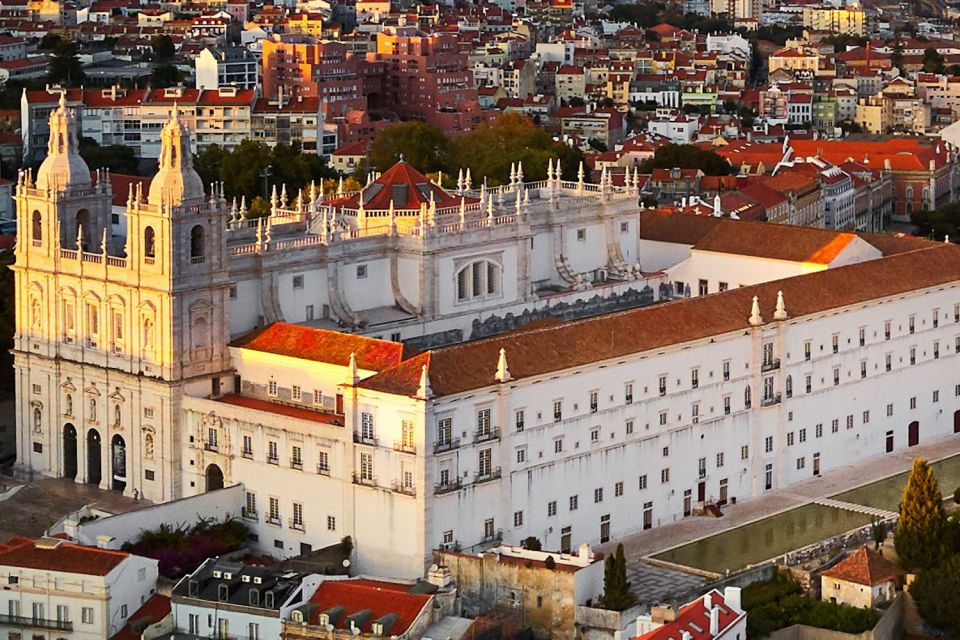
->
[802,7,866,36]
[285,12,324,37]
[768,47,820,76]
[855,95,886,133]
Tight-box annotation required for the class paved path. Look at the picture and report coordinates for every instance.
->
[0,475,150,541]
[598,437,960,603]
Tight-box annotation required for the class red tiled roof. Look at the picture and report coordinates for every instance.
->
[821,546,902,586]
[636,590,743,640]
[308,579,430,634]
[216,395,344,426]
[231,322,404,372]
[692,219,857,264]
[361,241,960,398]
[332,161,471,211]
[0,537,130,576]
[110,594,170,640]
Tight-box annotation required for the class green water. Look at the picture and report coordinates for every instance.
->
[831,454,960,512]
[652,504,873,574]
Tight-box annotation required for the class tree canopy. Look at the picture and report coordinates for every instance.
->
[911,202,960,240]
[894,457,946,569]
[601,544,636,611]
[639,143,733,175]
[150,64,185,89]
[79,137,141,175]
[368,121,453,174]
[910,554,960,638]
[48,39,85,87]
[150,34,175,60]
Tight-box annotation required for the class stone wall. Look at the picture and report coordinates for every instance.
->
[768,595,903,640]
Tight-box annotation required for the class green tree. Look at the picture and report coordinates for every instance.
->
[639,143,733,175]
[922,47,946,74]
[521,536,542,551]
[48,39,85,87]
[738,106,756,127]
[79,137,140,174]
[453,112,582,185]
[910,554,960,638]
[150,64,184,89]
[38,33,62,51]
[368,121,452,173]
[870,518,888,550]
[601,544,636,611]
[911,202,960,240]
[150,34,175,60]
[894,457,946,569]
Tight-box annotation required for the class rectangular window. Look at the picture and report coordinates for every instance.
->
[292,275,304,289]
[662,446,669,457]
[698,279,708,296]
[594,487,603,503]
[478,449,492,476]
[553,400,562,422]
[816,423,823,438]
[269,497,280,522]
[832,418,839,433]
[719,281,729,292]
[626,419,634,435]
[589,391,598,413]
[639,474,648,489]
[357,264,367,278]
[863,410,870,423]
[401,420,414,447]
[832,335,839,354]
[516,448,526,463]
[661,468,670,483]
[799,428,806,443]
[291,446,302,469]
[885,321,891,340]
[833,368,840,386]
[615,481,624,497]
[548,501,557,516]
[724,395,731,415]
[909,316,915,334]
[292,385,302,401]
[691,402,700,423]
[691,368,699,389]
[804,341,811,361]
[797,457,806,470]
[716,452,725,467]
[846,415,854,429]
[554,439,563,453]
[590,428,600,443]
[267,441,278,463]
[741,445,749,460]
[318,450,329,473]
[787,432,794,446]
[268,379,278,396]
[82,607,94,624]
[658,375,667,395]
[292,502,303,526]
[859,327,866,347]
[569,495,578,511]
[437,418,452,446]
[327,516,336,531]
[659,411,667,426]
[361,412,375,440]
[476,408,491,435]
[911,396,917,409]
[625,383,633,404]
[514,511,524,527]
[765,436,773,453]
[805,375,812,393]
[723,360,730,380]
[360,452,374,481]
[515,410,525,431]
[313,389,323,405]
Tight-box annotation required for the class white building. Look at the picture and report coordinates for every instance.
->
[195,46,259,91]
[635,588,746,640]
[14,97,960,581]
[648,111,700,144]
[0,536,159,640]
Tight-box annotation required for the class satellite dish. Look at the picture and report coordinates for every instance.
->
[342,559,351,568]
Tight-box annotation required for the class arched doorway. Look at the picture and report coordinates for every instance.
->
[86,429,101,486]
[908,421,920,447]
[63,424,77,480]
[111,435,127,492]
[954,410,960,434]
[205,464,224,492]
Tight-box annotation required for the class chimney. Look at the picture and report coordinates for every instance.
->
[681,632,693,640]
[724,587,742,613]
[703,593,712,610]
[709,606,720,636]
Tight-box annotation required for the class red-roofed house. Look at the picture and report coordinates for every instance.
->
[635,588,746,640]
[0,536,159,639]
[820,546,902,608]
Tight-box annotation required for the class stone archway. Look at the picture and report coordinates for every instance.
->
[63,423,77,480]
[205,464,224,492]
[86,429,101,486]
[111,434,127,492]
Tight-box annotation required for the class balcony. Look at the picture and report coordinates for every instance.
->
[434,478,462,495]
[353,432,378,447]
[241,450,253,459]
[267,456,279,465]
[317,464,330,476]
[434,437,461,454]
[391,480,417,496]
[761,393,782,407]
[474,467,502,484]
[480,529,504,544]
[203,442,218,452]
[473,427,500,444]
[0,614,73,632]
[761,358,781,372]
[291,460,303,470]
[241,507,258,521]
[393,440,416,454]
[352,472,377,487]
[288,518,305,532]
[266,515,281,526]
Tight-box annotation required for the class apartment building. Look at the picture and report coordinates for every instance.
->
[195,45,259,90]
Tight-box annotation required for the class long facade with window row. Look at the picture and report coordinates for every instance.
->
[13,96,960,581]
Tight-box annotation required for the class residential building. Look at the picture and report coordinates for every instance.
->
[820,546,901,609]
[260,36,366,116]
[0,536,159,640]
[635,588,746,640]
[555,65,586,104]
[802,6,866,36]
[195,45,259,90]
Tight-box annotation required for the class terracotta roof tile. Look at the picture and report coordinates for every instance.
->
[215,395,344,426]
[637,589,743,640]
[0,537,131,576]
[821,546,902,586]
[230,322,404,372]
[308,579,430,634]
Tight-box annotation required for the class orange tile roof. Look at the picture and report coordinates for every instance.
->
[230,322,404,372]
[692,221,856,264]
[361,242,960,398]
[0,537,131,576]
[216,395,344,426]
[308,579,430,634]
[636,589,742,640]
[110,594,170,640]
[821,546,902,586]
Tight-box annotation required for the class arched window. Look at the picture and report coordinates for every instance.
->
[143,226,156,259]
[190,225,205,263]
[75,209,90,250]
[31,211,42,244]
[33,407,42,432]
[744,385,752,408]
[785,375,793,398]
[456,259,502,302]
[922,187,931,209]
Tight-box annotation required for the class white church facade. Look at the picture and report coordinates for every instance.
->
[12,97,960,580]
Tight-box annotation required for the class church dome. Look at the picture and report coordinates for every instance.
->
[35,93,92,193]
[147,108,205,207]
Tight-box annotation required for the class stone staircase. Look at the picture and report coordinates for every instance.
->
[814,497,897,519]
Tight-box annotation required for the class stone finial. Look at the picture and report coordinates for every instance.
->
[774,290,788,321]
[348,352,359,385]
[547,158,554,182]
[945,234,951,244]
[270,184,278,209]
[509,162,516,185]
[76,224,83,251]
[239,196,247,217]
[457,167,464,192]
[465,168,472,191]
[417,363,432,399]
[495,348,511,383]
[577,160,585,185]
[459,197,466,226]
[101,227,108,255]
[337,176,344,196]
[555,159,562,183]
[516,161,524,184]
[749,296,763,326]
[515,188,522,215]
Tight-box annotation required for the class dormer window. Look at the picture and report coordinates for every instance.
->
[218,584,229,601]
[249,588,259,606]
